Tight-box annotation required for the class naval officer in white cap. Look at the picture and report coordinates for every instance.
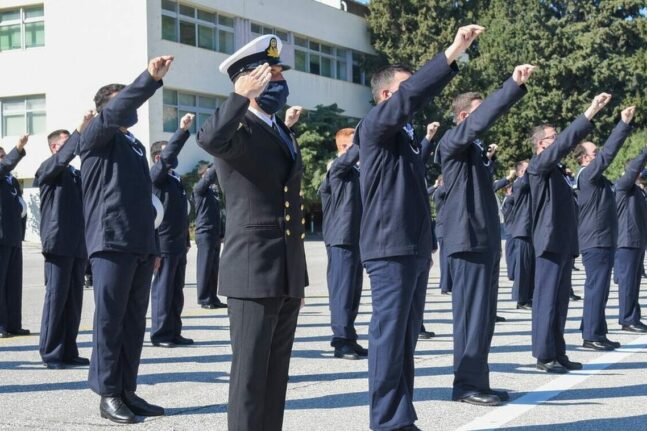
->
[197,34,307,431]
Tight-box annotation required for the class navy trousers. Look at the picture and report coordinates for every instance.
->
[227,296,300,431]
[151,252,187,343]
[532,251,571,361]
[0,245,23,332]
[511,237,534,305]
[325,245,363,342]
[196,239,223,306]
[581,247,614,341]
[88,252,154,396]
[438,238,451,293]
[505,236,516,281]
[615,247,643,326]
[39,254,86,363]
[448,251,498,400]
[364,256,429,430]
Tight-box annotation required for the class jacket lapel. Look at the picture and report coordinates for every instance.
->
[245,112,294,161]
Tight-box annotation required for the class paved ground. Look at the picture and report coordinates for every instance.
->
[1,240,646,430]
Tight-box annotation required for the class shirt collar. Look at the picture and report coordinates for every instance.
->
[248,106,274,128]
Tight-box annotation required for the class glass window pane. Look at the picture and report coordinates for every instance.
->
[197,113,210,130]
[321,57,332,78]
[218,30,234,54]
[251,23,262,34]
[198,25,215,50]
[309,41,320,51]
[295,50,307,72]
[337,60,347,80]
[197,10,216,23]
[161,0,177,12]
[198,96,216,110]
[2,99,25,113]
[25,22,45,48]
[294,36,307,47]
[276,30,289,42]
[321,44,333,55]
[162,15,177,41]
[26,97,45,110]
[163,89,177,105]
[3,115,25,137]
[219,15,234,27]
[179,20,196,46]
[337,48,347,59]
[163,106,178,132]
[0,24,21,51]
[178,93,196,107]
[179,110,197,133]
[24,6,44,19]
[179,5,195,17]
[0,10,21,23]
[27,112,46,135]
[352,64,362,84]
[310,55,320,75]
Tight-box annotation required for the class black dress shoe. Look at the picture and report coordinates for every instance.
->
[441,290,450,295]
[334,343,359,360]
[458,392,502,406]
[583,339,615,351]
[557,355,582,370]
[419,329,435,339]
[622,322,647,333]
[488,389,510,402]
[348,340,368,357]
[44,361,66,370]
[201,303,217,309]
[572,265,581,271]
[100,396,136,424]
[8,328,30,336]
[603,338,621,349]
[152,340,176,348]
[569,293,582,301]
[122,391,164,416]
[516,303,532,310]
[495,315,506,323]
[537,360,568,374]
[0,329,11,338]
[65,357,90,366]
[173,335,194,345]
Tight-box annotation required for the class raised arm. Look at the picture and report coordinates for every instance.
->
[615,147,647,192]
[439,66,533,158]
[420,122,440,164]
[80,56,172,154]
[493,178,510,192]
[193,165,218,197]
[35,131,80,185]
[580,107,635,182]
[329,145,360,178]
[0,135,27,176]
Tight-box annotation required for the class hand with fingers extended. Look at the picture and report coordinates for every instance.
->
[445,25,485,64]
[621,106,636,124]
[425,122,440,141]
[512,64,536,86]
[148,55,174,81]
[584,93,612,121]
[180,113,195,131]
[235,63,272,100]
[16,134,29,152]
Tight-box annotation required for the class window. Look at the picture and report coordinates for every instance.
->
[0,5,44,51]
[0,95,46,137]
[161,1,234,54]
[352,51,368,86]
[251,22,289,43]
[163,89,225,134]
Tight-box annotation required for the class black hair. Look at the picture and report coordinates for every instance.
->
[94,83,126,112]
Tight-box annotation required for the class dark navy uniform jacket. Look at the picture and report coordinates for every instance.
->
[320,144,361,247]
[615,148,647,249]
[34,131,86,258]
[0,148,25,248]
[80,71,161,257]
[576,120,632,251]
[197,92,307,298]
[151,129,190,255]
[527,115,593,257]
[192,166,221,245]
[358,52,458,261]
[432,185,446,239]
[506,174,532,239]
[438,78,526,256]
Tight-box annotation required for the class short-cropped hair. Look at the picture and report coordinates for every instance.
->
[47,129,70,145]
[451,92,482,123]
[150,140,167,162]
[94,83,126,112]
[370,64,414,103]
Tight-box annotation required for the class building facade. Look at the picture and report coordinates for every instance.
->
[0,0,373,241]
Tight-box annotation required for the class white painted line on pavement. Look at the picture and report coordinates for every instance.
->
[455,334,647,431]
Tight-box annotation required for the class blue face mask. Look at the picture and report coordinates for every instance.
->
[255,80,289,115]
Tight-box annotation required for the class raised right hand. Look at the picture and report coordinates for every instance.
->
[584,93,612,120]
[235,63,272,100]
[445,25,485,64]
[16,134,29,151]
[621,106,636,124]
[78,110,95,133]
[148,55,174,81]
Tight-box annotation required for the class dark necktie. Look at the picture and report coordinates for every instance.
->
[273,122,295,159]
